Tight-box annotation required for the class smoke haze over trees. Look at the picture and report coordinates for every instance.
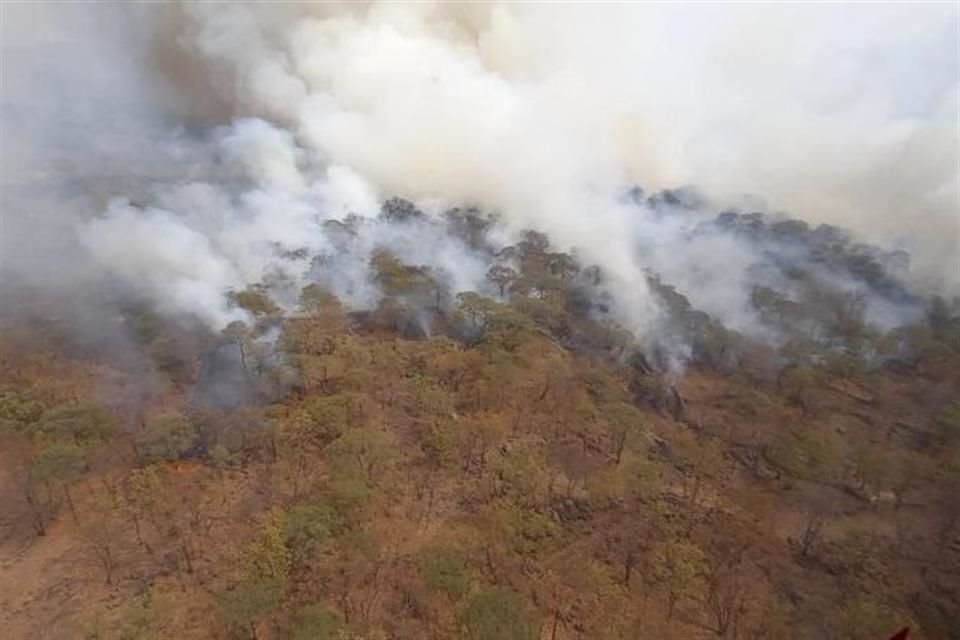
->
[1,2,958,337]
[0,3,959,640]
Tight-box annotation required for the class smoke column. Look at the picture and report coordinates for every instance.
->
[2,2,958,335]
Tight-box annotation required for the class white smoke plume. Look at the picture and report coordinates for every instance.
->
[2,2,958,340]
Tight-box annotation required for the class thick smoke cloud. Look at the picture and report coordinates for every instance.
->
[2,2,958,342]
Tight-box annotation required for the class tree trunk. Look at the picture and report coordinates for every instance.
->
[25,492,47,536]
[235,339,250,379]
[615,433,626,465]
[131,513,155,557]
[690,475,703,510]
[484,546,497,579]
[624,551,635,588]
[292,452,306,500]
[181,542,194,575]
[99,544,115,585]
[64,485,80,525]
[800,516,821,557]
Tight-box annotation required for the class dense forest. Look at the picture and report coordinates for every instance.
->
[1,197,959,640]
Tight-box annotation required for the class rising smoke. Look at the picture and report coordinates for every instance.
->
[2,2,958,347]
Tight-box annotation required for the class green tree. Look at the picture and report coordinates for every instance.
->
[456,292,500,333]
[301,395,350,444]
[421,545,469,602]
[228,285,281,318]
[487,264,517,298]
[600,401,645,464]
[496,443,551,508]
[649,540,706,621]
[223,321,256,378]
[134,414,196,465]
[79,494,123,585]
[482,307,536,353]
[0,390,44,432]
[546,251,578,283]
[289,604,342,640]
[778,366,817,412]
[419,420,459,470]
[124,465,163,555]
[244,514,292,582]
[768,427,841,482]
[586,455,659,504]
[459,588,536,640]
[535,558,627,640]
[284,503,343,574]
[39,403,116,444]
[291,285,349,355]
[33,441,86,524]
[516,230,549,256]
[325,428,397,488]
[458,413,510,477]
[299,284,343,315]
[380,196,423,222]
[219,578,283,640]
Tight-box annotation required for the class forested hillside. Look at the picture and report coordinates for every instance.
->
[1,201,958,640]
